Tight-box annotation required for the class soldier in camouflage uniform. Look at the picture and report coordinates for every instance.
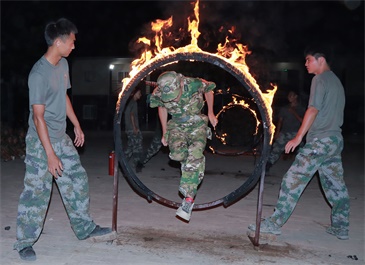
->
[13,18,111,262]
[266,90,306,172]
[124,88,143,171]
[249,45,350,240]
[150,71,218,221]
[136,94,163,172]
[138,119,162,167]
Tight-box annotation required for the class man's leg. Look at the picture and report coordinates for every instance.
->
[13,135,53,261]
[267,132,296,167]
[175,125,207,221]
[124,132,134,162]
[132,131,143,165]
[142,135,162,165]
[14,165,53,251]
[54,135,96,240]
[178,125,207,198]
[249,140,324,234]
[271,140,325,226]
[317,136,350,239]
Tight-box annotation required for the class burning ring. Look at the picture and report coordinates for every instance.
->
[114,51,272,209]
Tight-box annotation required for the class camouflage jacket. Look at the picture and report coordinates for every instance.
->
[150,76,215,126]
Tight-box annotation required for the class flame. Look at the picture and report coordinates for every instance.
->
[119,0,277,142]
[215,95,260,145]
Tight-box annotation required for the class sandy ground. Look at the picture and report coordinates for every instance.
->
[1,131,364,265]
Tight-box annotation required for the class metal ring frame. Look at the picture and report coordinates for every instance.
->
[113,51,271,210]
[210,95,263,156]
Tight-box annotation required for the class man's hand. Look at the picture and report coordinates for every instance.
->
[74,127,85,147]
[285,136,302,153]
[161,136,168,146]
[208,113,218,129]
[48,153,63,179]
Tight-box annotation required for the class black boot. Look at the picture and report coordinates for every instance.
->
[136,162,144,173]
[19,246,36,261]
[265,162,273,173]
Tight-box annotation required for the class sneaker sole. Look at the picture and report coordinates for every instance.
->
[326,228,349,240]
[336,235,349,240]
[176,208,191,221]
[248,225,281,235]
[87,231,117,243]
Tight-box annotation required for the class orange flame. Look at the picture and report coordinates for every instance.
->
[119,0,277,142]
[215,96,260,146]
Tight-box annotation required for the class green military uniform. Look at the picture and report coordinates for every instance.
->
[124,97,143,167]
[150,73,215,198]
[268,71,349,235]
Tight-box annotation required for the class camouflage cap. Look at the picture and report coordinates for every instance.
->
[157,71,181,102]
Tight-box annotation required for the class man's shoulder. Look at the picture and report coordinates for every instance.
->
[30,57,46,72]
[149,87,163,108]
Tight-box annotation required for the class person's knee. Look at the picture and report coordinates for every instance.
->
[169,150,187,161]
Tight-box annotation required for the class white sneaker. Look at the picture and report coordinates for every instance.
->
[176,198,194,221]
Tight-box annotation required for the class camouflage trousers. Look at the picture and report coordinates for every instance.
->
[270,136,350,231]
[13,134,96,251]
[167,122,208,198]
[124,131,143,166]
[268,132,297,165]
[142,133,162,164]
[141,121,162,165]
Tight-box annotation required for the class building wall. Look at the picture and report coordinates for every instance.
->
[71,57,133,130]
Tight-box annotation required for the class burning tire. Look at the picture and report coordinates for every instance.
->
[114,51,272,209]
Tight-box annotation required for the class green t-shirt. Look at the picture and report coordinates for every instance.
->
[27,56,70,142]
[278,104,306,133]
[307,71,345,142]
[124,98,139,132]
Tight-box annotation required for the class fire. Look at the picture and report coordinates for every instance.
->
[118,0,277,142]
[213,95,260,149]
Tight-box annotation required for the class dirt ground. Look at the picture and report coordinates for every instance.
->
[1,131,363,265]
[114,225,361,265]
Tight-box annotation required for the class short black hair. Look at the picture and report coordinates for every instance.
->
[44,18,78,46]
[304,43,333,66]
[131,87,142,97]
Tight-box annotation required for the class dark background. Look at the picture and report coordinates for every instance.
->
[1,0,364,133]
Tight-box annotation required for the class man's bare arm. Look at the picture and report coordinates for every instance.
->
[33,104,63,178]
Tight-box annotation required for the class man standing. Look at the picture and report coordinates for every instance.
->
[14,18,111,261]
[150,71,217,222]
[124,88,143,171]
[249,45,350,240]
[266,90,306,172]
[136,93,163,172]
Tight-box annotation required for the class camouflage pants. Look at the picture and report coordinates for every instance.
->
[268,132,297,165]
[167,122,208,198]
[124,131,143,166]
[142,134,162,164]
[271,136,350,231]
[141,121,162,164]
[13,134,96,251]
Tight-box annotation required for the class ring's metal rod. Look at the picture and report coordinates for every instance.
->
[248,162,267,246]
[112,148,119,232]
[112,53,273,249]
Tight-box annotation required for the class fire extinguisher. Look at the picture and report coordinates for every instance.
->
[109,151,115,176]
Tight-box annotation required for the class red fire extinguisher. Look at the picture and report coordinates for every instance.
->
[109,151,115,176]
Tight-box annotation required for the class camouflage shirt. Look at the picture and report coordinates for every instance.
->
[150,76,215,125]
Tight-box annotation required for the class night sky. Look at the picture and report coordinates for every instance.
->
[2,1,363,64]
[1,0,364,127]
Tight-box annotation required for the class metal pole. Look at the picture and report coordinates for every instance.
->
[112,152,119,232]
[248,157,267,247]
